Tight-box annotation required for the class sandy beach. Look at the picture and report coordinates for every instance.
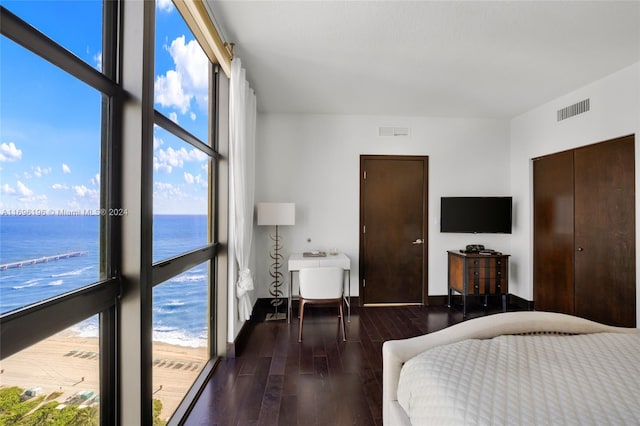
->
[0,331,207,421]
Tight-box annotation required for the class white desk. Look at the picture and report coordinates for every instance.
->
[287,253,351,323]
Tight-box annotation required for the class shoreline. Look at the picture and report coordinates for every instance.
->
[0,332,207,421]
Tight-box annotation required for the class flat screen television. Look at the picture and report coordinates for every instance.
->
[440,196,512,234]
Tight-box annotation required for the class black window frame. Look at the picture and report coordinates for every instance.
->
[0,2,224,424]
[0,3,121,425]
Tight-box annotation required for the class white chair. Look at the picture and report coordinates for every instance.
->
[298,266,346,343]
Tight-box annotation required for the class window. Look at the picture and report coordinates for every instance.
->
[0,2,118,424]
[153,127,210,262]
[152,263,209,421]
[154,1,209,143]
[0,316,101,424]
[153,2,214,264]
[0,40,103,313]
[0,0,103,71]
[0,1,224,424]
[151,3,219,421]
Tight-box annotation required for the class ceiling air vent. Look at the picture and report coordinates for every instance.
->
[379,127,410,136]
[557,99,590,122]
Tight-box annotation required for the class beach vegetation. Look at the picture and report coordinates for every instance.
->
[14,401,59,425]
[1,388,166,425]
[153,399,166,426]
[0,387,43,425]
[0,387,98,425]
[0,387,22,415]
[45,392,63,401]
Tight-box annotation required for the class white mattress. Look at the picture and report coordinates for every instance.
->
[397,332,640,425]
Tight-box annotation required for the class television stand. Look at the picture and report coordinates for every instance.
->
[447,250,510,317]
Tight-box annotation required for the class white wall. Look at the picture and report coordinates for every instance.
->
[235,61,639,340]
[509,62,640,322]
[254,115,511,299]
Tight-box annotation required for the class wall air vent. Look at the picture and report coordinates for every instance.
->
[378,127,410,136]
[557,99,590,122]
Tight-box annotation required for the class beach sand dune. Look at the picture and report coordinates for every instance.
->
[0,332,207,421]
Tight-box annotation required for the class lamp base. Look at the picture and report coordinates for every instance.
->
[265,312,287,321]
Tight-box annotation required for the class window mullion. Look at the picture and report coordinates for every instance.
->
[119,0,156,424]
[0,280,120,359]
[0,6,119,96]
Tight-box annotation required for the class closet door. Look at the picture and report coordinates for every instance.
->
[574,136,635,327]
[533,151,575,314]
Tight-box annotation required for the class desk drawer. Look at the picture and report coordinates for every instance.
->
[466,259,507,295]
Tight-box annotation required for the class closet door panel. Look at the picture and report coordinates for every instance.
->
[533,151,575,314]
[574,136,635,327]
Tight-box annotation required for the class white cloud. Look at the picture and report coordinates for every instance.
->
[0,142,22,162]
[154,35,208,115]
[156,147,185,168]
[94,51,102,72]
[154,146,207,173]
[155,70,190,113]
[189,112,196,121]
[153,156,173,173]
[1,183,16,194]
[156,0,174,12]
[91,173,100,186]
[73,185,99,198]
[155,182,176,191]
[62,163,71,174]
[33,166,52,177]
[153,182,206,215]
[180,172,206,187]
[52,183,69,190]
[17,193,47,206]
[169,112,179,123]
[153,181,184,199]
[153,134,164,150]
[16,181,33,196]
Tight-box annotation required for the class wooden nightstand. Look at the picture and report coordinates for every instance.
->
[447,250,510,317]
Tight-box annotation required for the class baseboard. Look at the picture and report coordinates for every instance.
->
[427,293,533,310]
[226,316,253,358]
[228,295,533,356]
[226,298,274,358]
[509,294,534,311]
[253,297,288,320]
[254,297,362,313]
[426,295,449,306]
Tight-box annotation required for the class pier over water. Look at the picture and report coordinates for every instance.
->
[0,251,88,271]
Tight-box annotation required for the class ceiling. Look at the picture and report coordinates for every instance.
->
[206,1,640,118]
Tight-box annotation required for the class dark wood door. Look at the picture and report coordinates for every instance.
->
[533,135,636,327]
[359,156,428,305]
[574,136,635,327]
[533,150,575,314]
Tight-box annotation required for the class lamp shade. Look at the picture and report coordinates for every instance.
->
[257,202,295,226]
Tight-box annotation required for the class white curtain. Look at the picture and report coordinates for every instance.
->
[230,57,257,321]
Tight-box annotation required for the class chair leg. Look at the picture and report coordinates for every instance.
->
[338,302,346,341]
[298,299,305,343]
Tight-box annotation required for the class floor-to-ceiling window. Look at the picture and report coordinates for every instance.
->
[151,2,219,422]
[0,1,223,424]
[0,1,119,424]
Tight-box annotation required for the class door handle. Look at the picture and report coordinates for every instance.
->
[412,238,424,245]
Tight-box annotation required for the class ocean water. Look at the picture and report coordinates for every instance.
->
[0,215,209,347]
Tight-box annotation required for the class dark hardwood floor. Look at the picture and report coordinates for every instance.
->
[183,298,522,426]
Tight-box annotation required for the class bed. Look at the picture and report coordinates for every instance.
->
[382,311,640,425]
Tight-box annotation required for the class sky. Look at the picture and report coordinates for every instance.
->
[0,0,210,215]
